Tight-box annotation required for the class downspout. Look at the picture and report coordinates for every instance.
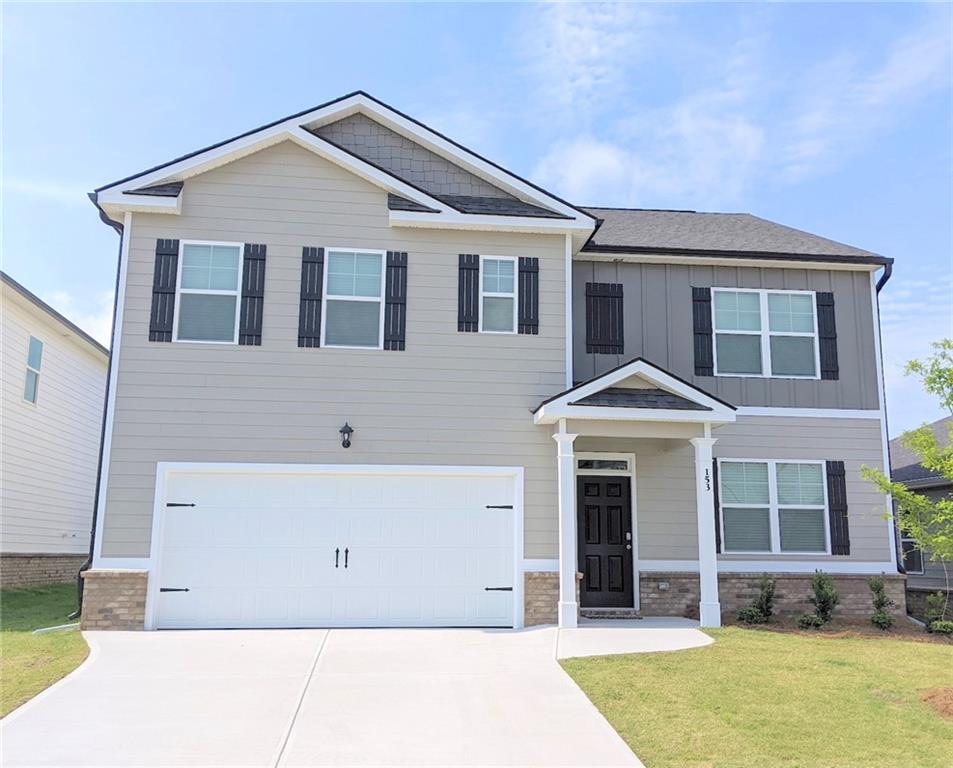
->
[872,261,904,574]
[69,194,124,620]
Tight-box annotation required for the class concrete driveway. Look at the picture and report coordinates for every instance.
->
[1,626,661,767]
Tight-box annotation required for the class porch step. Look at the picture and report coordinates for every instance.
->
[580,608,643,620]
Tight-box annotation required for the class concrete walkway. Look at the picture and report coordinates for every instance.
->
[1,623,710,767]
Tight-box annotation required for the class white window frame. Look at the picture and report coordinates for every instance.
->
[319,247,387,350]
[478,255,518,335]
[900,533,924,575]
[717,458,831,555]
[23,335,42,405]
[711,288,821,380]
[172,240,245,345]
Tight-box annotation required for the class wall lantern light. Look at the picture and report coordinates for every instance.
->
[339,422,354,449]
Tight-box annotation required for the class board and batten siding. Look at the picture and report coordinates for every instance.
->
[1,291,107,554]
[572,259,880,409]
[575,415,892,563]
[100,140,566,559]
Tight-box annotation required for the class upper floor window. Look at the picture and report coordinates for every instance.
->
[480,256,516,333]
[23,336,43,404]
[322,249,385,348]
[175,242,243,343]
[712,289,819,378]
[719,459,829,554]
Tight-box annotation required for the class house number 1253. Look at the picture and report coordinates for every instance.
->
[704,469,711,491]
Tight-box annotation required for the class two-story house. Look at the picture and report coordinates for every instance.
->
[80,91,902,631]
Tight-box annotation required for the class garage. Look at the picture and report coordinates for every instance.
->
[151,465,520,629]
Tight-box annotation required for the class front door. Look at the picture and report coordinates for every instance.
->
[577,475,633,608]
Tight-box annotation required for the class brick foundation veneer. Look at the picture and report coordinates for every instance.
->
[524,572,559,626]
[906,586,951,622]
[80,570,148,630]
[640,571,907,620]
[0,553,87,589]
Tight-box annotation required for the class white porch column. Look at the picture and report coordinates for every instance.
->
[689,434,721,628]
[553,421,578,628]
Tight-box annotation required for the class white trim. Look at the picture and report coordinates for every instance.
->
[92,212,132,568]
[711,287,821,380]
[639,559,899,575]
[388,209,592,235]
[144,462,525,631]
[717,458,831,556]
[478,255,518,334]
[534,358,737,425]
[870,271,899,570]
[172,240,244,345]
[522,559,559,572]
[319,247,387,350]
[564,233,573,390]
[577,251,881,273]
[736,407,882,419]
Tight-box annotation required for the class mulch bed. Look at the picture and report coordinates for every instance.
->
[723,616,953,644]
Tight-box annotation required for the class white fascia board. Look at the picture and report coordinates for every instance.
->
[389,209,593,235]
[639,559,898,575]
[99,193,181,217]
[736,406,882,419]
[578,251,880,272]
[534,404,735,426]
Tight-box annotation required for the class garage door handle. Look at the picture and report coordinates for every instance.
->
[159,588,190,593]
[335,548,339,568]
[484,587,512,591]
[344,548,349,568]
[486,504,513,509]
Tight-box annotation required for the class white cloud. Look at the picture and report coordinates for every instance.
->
[42,289,114,348]
[3,178,89,206]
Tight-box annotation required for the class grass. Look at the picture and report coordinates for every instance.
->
[1,583,89,717]
[562,626,953,768]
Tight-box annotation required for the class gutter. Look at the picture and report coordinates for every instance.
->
[69,193,124,620]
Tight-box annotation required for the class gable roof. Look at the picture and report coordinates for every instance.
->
[890,415,953,488]
[582,207,891,266]
[1,271,110,358]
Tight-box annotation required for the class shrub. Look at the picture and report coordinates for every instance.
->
[753,575,776,620]
[797,613,825,630]
[807,571,839,624]
[928,620,953,636]
[925,591,948,626]
[867,575,894,631]
[737,606,766,625]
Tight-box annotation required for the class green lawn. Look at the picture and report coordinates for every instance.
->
[562,627,953,768]
[1,584,89,717]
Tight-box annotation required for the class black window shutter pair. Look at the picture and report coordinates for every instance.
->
[691,287,839,379]
[149,239,266,345]
[297,248,408,349]
[585,282,624,354]
[711,459,850,555]
[458,255,539,334]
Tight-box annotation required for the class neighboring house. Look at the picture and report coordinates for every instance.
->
[81,91,902,631]
[0,272,109,589]
[890,415,952,618]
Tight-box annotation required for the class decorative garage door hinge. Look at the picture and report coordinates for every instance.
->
[166,502,196,507]
[159,588,190,593]
[484,587,513,591]
[485,504,513,509]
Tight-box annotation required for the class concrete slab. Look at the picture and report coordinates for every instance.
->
[557,618,713,659]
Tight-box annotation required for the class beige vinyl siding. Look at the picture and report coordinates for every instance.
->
[101,140,566,558]
[1,290,107,554]
[576,415,892,564]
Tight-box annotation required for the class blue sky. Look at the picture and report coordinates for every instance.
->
[2,2,951,434]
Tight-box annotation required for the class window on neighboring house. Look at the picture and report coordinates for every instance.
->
[322,249,385,348]
[480,256,516,333]
[23,336,43,404]
[901,533,924,575]
[175,242,243,343]
[712,289,819,378]
[720,459,829,554]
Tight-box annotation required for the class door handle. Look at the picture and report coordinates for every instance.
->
[335,547,340,568]
[344,547,349,568]
[626,544,632,551]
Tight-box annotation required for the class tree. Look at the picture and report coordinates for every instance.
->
[862,340,953,609]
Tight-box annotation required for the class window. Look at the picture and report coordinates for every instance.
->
[719,459,829,554]
[712,289,819,378]
[577,458,630,472]
[901,533,924,575]
[175,242,243,343]
[322,249,385,348]
[480,256,516,333]
[23,336,43,403]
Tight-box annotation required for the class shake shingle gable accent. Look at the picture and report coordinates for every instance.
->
[149,239,179,342]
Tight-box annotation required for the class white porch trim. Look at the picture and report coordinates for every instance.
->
[690,435,721,627]
[553,420,579,628]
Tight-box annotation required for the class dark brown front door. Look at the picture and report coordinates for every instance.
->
[577,475,633,608]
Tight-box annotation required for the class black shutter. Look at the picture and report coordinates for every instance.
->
[149,239,179,342]
[384,251,408,351]
[826,460,850,555]
[238,244,266,346]
[816,292,839,380]
[298,247,324,348]
[712,459,722,554]
[585,282,624,354]
[458,254,479,332]
[692,287,714,376]
[518,257,539,335]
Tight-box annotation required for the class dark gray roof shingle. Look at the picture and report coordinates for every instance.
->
[437,195,569,219]
[889,415,952,487]
[387,194,440,213]
[581,208,886,261]
[571,387,711,411]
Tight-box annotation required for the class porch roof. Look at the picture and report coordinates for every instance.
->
[533,357,736,426]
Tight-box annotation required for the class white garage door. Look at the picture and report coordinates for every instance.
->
[154,467,517,629]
